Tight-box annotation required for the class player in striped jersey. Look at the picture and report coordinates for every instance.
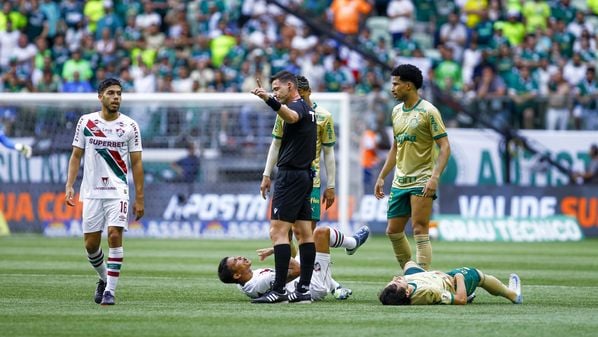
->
[378,261,523,305]
[374,64,451,271]
[218,225,369,302]
[65,78,145,306]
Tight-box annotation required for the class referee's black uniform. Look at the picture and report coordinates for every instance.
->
[271,98,316,223]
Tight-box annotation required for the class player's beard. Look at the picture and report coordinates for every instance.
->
[106,103,120,114]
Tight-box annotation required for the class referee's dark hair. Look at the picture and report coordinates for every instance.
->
[98,78,122,95]
[391,64,423,89]
[271,70,298,88]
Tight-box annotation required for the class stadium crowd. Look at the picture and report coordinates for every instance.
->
[1,0,598,130]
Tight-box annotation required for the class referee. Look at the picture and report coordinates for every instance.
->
[250,71,317,304]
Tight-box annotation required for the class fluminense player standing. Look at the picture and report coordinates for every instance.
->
[374,64,451,271]
[65,78,145,306]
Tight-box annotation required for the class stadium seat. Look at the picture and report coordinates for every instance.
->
[366,16,391,45]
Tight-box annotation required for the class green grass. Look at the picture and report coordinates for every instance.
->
[1,235,598,337]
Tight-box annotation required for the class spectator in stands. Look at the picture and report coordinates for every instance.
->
[461,0,488,29]
[83,0,106,35]
[545,70,572,130]
[171,141,201,184]
[95,1,123,40]
[362,121,380,191]
[496,10,526,47]
[507,65,539,129]
[0,2,26,32]
[534,57,557,97]
[522,0,550,34]
[135,0,161,30]
[550,0,576,24]
[300,51,326,92]
[329,0,373,37]
[61,0,85,31]
[571,144,598,184]
[62,49,93,82]
[95,28,118,65]
[563,52,587,87]
[573,67,598,130]
[11,33,37,72]
[433,45,462,91]
[2,59,28,92]
[172,65,194,93]
[472,10,494,48]
[61,70,93,93]
[0,21,20,70]
[553,19,575,58]
[119,68,135,92]
[573,30,596,62]
[518,34,541,69]
[324,57,354,92]
[386,0,414,47]
[25,0,49,43]
[566,11,593,40]
[461,39,481,88]
[40,0,60,39]
[438,11,467,61]
[35,68,61,93]
[469,65,508,127]
[158,73,174,92]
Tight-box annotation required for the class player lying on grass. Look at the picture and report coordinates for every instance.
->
[218,225,370,302]
[378,260,522,305]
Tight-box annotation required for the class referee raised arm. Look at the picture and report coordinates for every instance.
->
[250,71,317,304]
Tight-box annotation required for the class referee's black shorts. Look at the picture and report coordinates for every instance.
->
[271,169,313,223]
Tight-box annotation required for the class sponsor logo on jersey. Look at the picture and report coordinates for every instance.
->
[131,122,140,147]
[102,177,109,186]
[88,138,126,147]
[85,120,107,137]
[396,133,416,144]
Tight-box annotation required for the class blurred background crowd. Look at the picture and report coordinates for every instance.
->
[1,0,598,132]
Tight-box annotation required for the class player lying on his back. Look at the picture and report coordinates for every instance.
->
[218,225,370,302]
[378,260,523,305]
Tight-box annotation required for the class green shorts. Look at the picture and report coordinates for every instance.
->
[446,267,481,296]
[387,187,437,218]
[310,186,321,222]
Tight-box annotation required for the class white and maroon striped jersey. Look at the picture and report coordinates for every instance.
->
[238,268,276,298]
[72,112,142,200]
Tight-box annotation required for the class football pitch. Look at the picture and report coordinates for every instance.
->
[1,235,597,337]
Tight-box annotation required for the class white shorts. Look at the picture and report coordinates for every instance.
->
[82,198,129,233]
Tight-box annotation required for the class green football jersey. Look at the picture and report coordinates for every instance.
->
[272,102,336,188]
[391,99,447,189]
